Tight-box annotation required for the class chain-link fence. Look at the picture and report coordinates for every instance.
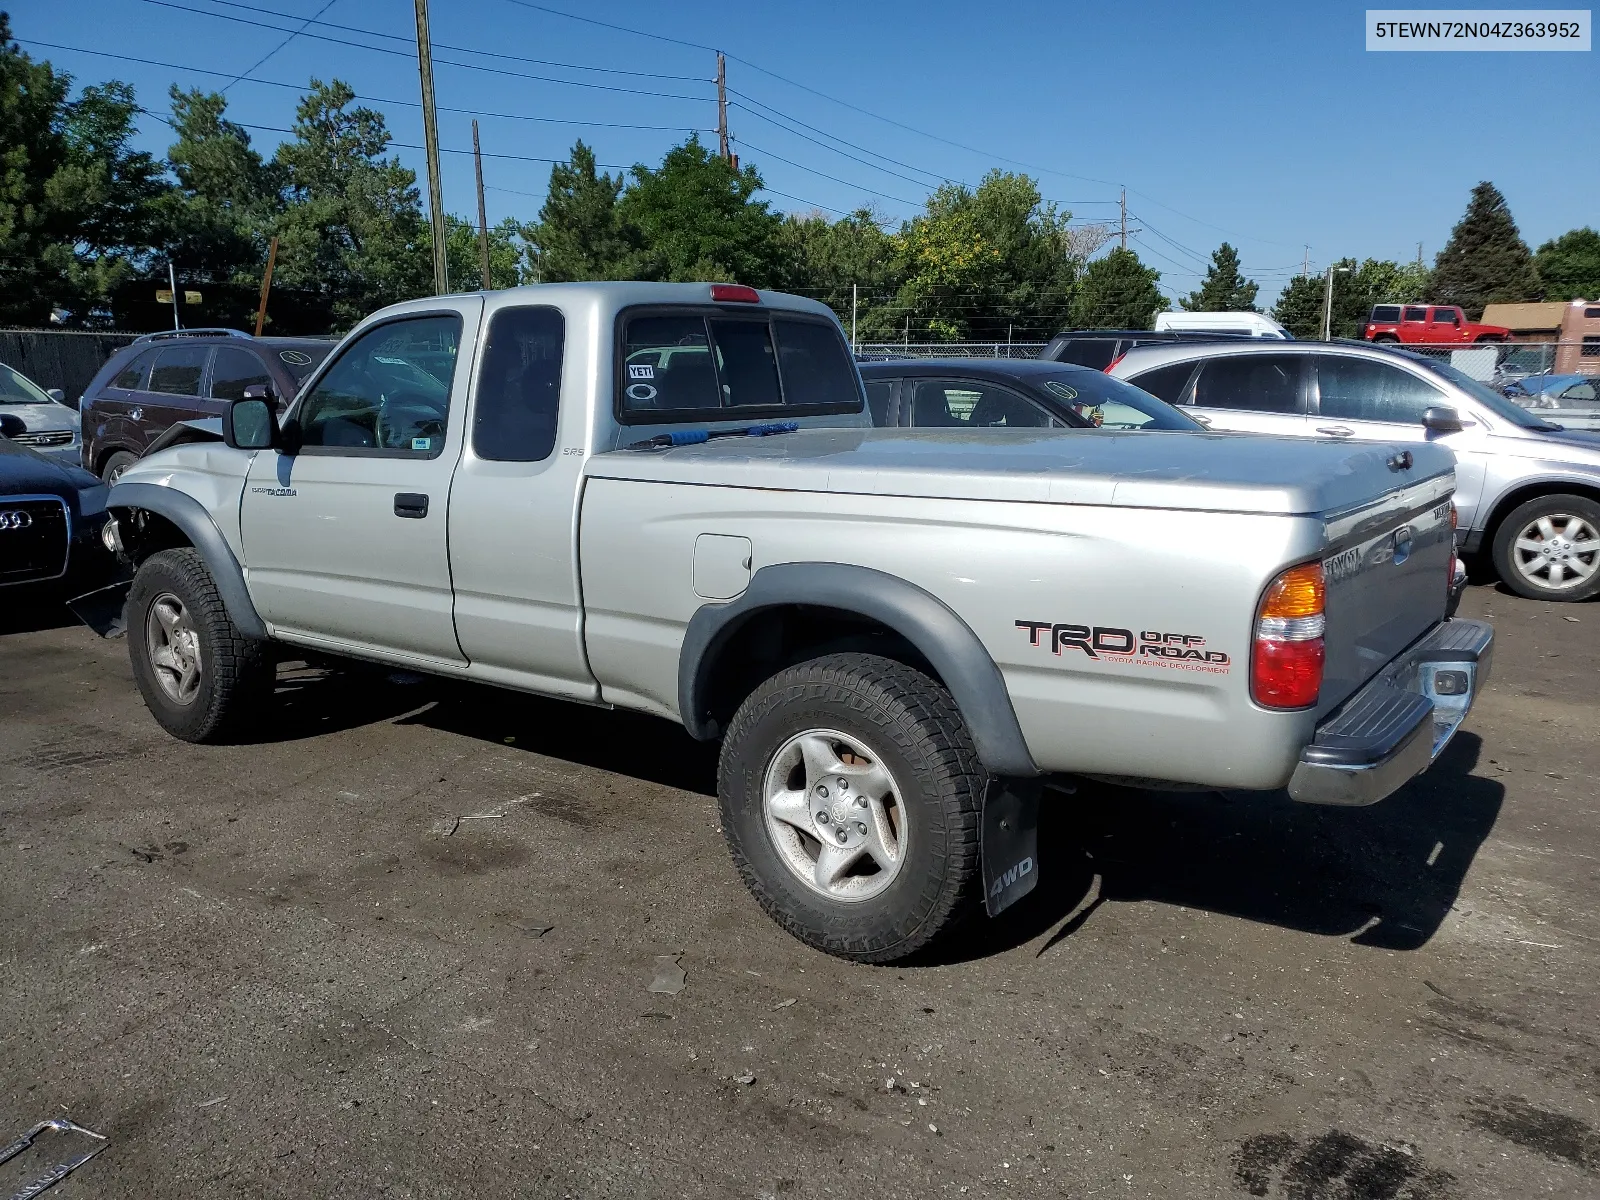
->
[1391,339,1598,379]
[854,342,1047,360]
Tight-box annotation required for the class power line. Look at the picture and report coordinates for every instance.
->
[131,0,713,101]
[190,0,708,82]
[735,140,922,209]
[219,0,338,93]
[27,40,717,133]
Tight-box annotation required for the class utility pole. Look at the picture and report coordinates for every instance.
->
[1321,264,1350,341]
[1302,245,1309,277]
[413,0,448,295]
[253,236,279,336]
[1119,186,1127,250]
[167,262,180,330]
[850,283,857,352]
[1416,241,1424,267]
[473,120,491,290]
[716,52,729,161]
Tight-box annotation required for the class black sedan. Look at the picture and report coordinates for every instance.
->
[857,358,1205,432]
[1,414,115,594]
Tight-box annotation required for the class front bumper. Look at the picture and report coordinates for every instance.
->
[1287,618,1493,806]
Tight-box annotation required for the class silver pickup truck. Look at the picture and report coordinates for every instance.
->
[94,282,1493,962]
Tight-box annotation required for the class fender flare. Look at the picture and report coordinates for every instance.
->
[679,562,1039,778]
[108,481,267,640]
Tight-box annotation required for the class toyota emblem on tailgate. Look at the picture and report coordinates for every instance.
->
[0,510,34,530]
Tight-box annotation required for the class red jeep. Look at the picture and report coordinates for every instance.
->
[1365,304,1510,345]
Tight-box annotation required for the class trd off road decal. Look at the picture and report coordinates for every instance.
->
[1015,621,1232,674]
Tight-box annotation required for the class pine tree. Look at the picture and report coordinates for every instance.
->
[1180,242,1258,311]
[1272,273,1325,338]
[1069,247,1162,330]
[1430,182,1539,319]
[524,142,631,282]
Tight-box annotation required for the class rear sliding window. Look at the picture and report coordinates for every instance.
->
[618,310,861,420]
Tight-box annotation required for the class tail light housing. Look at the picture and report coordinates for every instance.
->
[1252,562,1325,709]
[1448,502,1459,584]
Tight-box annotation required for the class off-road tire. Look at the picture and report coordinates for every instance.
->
[101,450,137,484]
[718,653,985,963]
[1370,334,1399,344]
[127,548,273,742]
[1490,493,1600,603]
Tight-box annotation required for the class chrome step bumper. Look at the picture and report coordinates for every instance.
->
[1288,618,1493,806]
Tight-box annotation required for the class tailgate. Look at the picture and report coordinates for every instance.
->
[1318,474,1455,718]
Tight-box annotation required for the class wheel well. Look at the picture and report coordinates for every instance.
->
[114,508,193,566]
[1478,482,1600,555]
[697,605,942,737]
[95,444,135,475]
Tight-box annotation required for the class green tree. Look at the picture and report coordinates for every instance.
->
[1272,273,1324,338]
[1430,182,1539,318]
[1532,227,1600,302]
[1069,247,1162,330]
[270,80,429,325]
[445,214,526,291]
[892,171,1079,341]
[778,207,902,341]
[1180,242,1258,312]
[616,135,784,284]
[152,87,277,284]
[524,141,631,282]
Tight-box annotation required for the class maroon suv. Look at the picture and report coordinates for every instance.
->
[81,328,334,482]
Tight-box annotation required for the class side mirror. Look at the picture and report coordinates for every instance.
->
[0,412,25,439]
[1421,406,1464,434]
[46,388,66,405]
[224,396,280,450]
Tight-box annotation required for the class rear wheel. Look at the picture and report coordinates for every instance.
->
[101,450,137,484]
[1475,334,1505,344]
[1490,494,1600,602]
[1371,334,1399,344]
[128,548,273,741]
[717,653,984,963]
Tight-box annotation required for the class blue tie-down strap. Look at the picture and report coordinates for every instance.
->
[743,421,800,437]
[626,422,799,451]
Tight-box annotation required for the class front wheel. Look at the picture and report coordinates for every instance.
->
[128,548,274,741]
[717,653,984,963]
[1490,494,1600,602]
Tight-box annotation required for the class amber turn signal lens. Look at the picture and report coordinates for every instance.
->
[1258,562,1325,620]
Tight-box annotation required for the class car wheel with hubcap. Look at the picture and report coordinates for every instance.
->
[128,547,273,741]
[1491,493,1600,602]
[718,653,984,963]
[101,450,137,484]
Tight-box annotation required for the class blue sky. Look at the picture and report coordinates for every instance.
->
[13,0,1597,304]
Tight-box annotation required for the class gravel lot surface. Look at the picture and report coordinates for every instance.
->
[1,584,1596,1199]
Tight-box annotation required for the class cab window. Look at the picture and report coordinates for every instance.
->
[112,349,156,391]
[1430,308,1459,325]
[209,347,273,403]
[906,380,1061,428]
[472,306,564,463]
[1404,306,1428,322]
[148,345,209,396]
[295,314,462,455]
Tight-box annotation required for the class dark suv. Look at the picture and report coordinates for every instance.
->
[82,328,334,481]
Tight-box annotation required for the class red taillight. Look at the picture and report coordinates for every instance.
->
[1252,562,1326,709]
[1103,352,1126,374]
[1448,502,1459,588]
[710,283,760,303]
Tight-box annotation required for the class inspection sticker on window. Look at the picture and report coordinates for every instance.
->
[411,437,431,451]
[629,364,655,380]
[1367,10,1590,50]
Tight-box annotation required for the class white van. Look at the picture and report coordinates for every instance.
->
[1154,311,1291,339]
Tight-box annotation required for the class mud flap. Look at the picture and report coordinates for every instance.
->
[67,581,131,639]
[981,777,1041,917]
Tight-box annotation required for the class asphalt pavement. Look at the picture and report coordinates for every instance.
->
[0,583,1596,1199]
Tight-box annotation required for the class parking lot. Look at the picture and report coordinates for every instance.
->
[0,582,1596,1199]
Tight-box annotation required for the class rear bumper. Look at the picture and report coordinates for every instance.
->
[1287,618,1493,806]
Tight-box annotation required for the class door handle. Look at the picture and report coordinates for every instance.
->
[1315,425,1354,437]
[394,492,429,519]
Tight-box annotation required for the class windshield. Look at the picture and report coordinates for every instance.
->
[1040,371,1204,431]
[0,362,53,405]
[1413,357,1558,429]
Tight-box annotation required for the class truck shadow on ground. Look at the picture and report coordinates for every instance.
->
[257,665,1504,961]
[935,732,1503,963]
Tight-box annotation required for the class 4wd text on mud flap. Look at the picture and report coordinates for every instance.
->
[1016,621,1232,669]
[988,856,1033,900]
